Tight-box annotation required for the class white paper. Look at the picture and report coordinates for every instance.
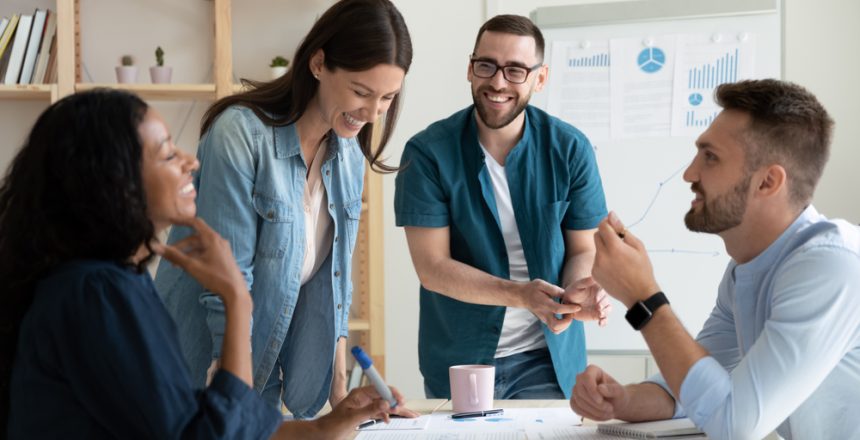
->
[670,33,756,137]
[427,408,582,432]
[355,433,525,440]
[357,415,431,431]
[609,35,677,138]
[547,40,611,141]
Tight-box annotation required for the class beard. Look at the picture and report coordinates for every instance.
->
[684,174,751,233]
[472,85,531,129]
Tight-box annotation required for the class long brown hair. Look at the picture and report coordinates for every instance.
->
[201,0,412,173]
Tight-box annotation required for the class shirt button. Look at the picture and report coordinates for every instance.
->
[334,236,339,242]
[337,304,342,310]
[329,203,335,210]
[334,271,341,277]
[304,205,310,213]
[266,211,274,220]
[326,170,331,176]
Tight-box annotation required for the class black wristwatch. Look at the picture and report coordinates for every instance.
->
[625,291,669,330]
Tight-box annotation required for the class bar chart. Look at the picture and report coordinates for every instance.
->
[687,48,739,89]
[567,52,610,68]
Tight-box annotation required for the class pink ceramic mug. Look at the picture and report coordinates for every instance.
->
[449,364,495,413]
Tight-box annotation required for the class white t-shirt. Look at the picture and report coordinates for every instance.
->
[300,141,334,285]
[480,144,547,358]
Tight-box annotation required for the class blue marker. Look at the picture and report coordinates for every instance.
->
[351,346,397,409]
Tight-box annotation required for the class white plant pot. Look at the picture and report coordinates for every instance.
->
[270,66,288,80]
[115,66,138,84]
[149,66,173,84]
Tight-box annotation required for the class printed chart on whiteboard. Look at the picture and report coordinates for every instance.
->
[546,32,756,141]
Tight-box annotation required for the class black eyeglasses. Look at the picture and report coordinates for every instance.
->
[470,57,542,84]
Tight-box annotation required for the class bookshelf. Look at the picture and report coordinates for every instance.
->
[0,0,387,374]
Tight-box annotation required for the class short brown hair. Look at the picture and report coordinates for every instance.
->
[473,15,545,62]
[716,79,834,207]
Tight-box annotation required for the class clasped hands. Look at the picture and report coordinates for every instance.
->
[523,277,612,335]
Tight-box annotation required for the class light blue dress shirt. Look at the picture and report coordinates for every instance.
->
[155,105,365,418]
[648,206,860,439]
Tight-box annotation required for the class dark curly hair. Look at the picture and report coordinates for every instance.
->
[0,89,155,432]
[201,0,413,173]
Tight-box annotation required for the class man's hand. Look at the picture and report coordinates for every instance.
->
[520,279,583,334]
[571,365,631,421]
[592,212,660,308]
[562,277,612,326]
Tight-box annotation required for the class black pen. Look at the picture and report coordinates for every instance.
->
[451,409,504,419]
[357,418,383,429]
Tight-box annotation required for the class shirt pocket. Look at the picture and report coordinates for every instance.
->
[252,193,293,259]
[343,198,363,256]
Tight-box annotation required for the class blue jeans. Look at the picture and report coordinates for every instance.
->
[425,347,565,399]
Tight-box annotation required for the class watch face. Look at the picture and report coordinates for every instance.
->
[625,301,653,330]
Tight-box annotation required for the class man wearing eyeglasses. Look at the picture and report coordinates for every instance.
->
[394,15,610,400]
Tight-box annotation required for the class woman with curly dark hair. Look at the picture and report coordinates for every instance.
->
[0,89,406,439]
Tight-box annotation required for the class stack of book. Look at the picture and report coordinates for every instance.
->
[0,8,59,85]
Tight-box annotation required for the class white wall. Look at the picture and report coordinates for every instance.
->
[1,0,857,401]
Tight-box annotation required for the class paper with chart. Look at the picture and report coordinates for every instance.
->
[609,35,676,139]
[355,433,525,440]
[357,415,431,431]
[355,408,581,439]
[547,40,611,141]
[671,33,756,137]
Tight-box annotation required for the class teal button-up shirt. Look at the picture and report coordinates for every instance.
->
[394,105,607,398]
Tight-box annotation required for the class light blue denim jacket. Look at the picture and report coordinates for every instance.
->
[155,105,365,418]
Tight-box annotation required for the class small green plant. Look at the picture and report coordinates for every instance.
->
[121,55,134,66]
[155,46,165,67]
[270,56,289,68]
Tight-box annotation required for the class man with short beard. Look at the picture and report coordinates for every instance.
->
[572,79,860,440]
[394,15,610,400]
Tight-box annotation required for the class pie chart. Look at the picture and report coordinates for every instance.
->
[638,47,665,73]
[689,93,703,106]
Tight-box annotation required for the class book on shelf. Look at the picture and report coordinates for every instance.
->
[0,14,20,78]
[597,418,705,438]
[31,10,55,84]
[0,17,10,43]
[19,9,47,84]
[3,12,33,85]
[43,31,58,84]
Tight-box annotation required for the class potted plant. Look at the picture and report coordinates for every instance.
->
[150,46,172,84]
[270,56,289,79]
[115,55,137,84]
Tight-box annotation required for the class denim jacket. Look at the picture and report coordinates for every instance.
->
[155,106,365,418]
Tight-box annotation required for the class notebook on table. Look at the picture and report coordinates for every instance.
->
[597,418,706,438]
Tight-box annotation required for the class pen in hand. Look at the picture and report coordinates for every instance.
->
[351,346,398,409]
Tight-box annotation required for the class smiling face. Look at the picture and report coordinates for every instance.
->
[683,109,754,234]
[469,31,547,130]
[310,52,405,138]
[139,109,199,233]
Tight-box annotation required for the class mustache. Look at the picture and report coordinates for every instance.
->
[691,183,704,196]
[478,85,511,95]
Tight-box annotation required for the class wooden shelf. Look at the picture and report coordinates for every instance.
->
[0,84,56,101]
[75,83,217,100]
[348,319,371,331]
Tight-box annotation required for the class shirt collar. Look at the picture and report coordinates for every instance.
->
[734,205,821,277]
[274,123,343,161]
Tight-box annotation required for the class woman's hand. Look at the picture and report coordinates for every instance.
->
[154,217,249,305]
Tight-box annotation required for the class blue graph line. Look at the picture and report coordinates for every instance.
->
[627,163,687,229]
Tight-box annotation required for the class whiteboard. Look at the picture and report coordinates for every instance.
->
[531,0,782,350]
